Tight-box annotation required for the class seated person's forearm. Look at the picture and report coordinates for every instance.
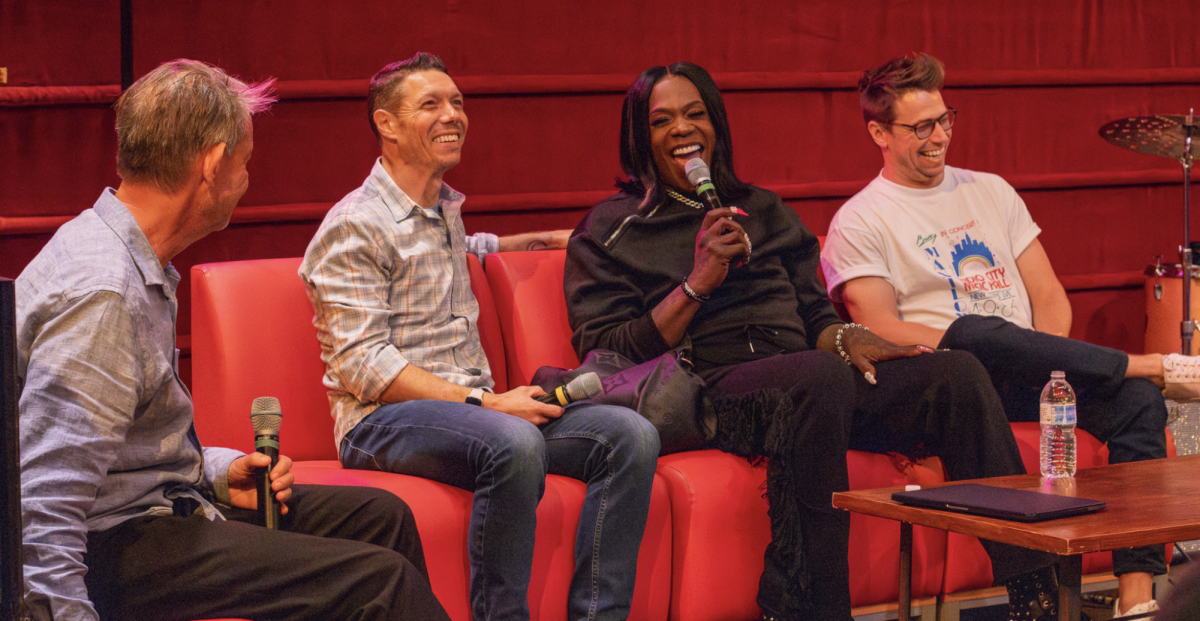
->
[1030,293,1072,338]
[498,229,571,252]
[864,318,945,347]
[379,363,472,404]
[650,286,702,348]
[853,315,945,349]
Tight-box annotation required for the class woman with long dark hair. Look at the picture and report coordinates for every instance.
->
[564,62,1061,620]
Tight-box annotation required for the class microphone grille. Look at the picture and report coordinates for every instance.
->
[250,396,282,435]
[684,158,711,187]
[565,372,603,402]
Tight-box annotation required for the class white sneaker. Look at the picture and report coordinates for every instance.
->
[1113,597,1159,619]
[1163,353,1200,400]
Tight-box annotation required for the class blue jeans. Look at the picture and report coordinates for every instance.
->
[940,314,1169,577]
[340,400,661,621]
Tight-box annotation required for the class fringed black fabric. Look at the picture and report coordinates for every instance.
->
[1004,565,1059,620]
[710,389,811,615]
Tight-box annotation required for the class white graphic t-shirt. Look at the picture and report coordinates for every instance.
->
[822,167,1041,331]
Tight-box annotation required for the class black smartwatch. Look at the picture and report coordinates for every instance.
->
[465,387,485,407]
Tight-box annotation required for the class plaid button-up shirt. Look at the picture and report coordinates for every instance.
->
[300,159,499,448]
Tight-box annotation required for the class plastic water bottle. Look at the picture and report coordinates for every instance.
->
[1039,371,1077,478]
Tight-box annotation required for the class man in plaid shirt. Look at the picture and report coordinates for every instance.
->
[300,53,661,621]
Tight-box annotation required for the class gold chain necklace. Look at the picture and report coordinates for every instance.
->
[665,187,704,209]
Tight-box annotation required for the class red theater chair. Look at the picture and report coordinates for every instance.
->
[191,255,669,621]
[484,250,948,620]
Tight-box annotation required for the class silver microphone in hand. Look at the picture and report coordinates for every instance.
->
[686,157,749,265]
[536,372,603,406]
[685,158,723,211]
[250,396,282,530]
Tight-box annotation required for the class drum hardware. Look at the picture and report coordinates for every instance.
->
[1154,256,1164,301]
[1101,110,1198,353]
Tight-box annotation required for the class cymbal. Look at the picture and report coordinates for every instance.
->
[1100,115,1200,161]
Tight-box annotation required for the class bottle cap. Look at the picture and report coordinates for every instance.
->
[1051,370,1065,379]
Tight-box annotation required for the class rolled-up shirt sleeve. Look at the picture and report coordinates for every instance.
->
[465,232,499,262]
[202,446,244,506]
[301,212,410,403]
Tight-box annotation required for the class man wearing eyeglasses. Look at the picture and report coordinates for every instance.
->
[822,52,1174,619]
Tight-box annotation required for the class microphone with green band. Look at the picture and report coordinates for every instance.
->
[250,396,282,530]
[686,157,748,266]
[684,158,722,211]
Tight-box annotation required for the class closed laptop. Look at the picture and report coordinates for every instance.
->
[891,483,1105,522]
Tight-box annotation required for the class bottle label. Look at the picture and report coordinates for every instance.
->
[1040,403,1076,425]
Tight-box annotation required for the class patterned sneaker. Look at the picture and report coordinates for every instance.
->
[1163,353,1200,400]
[1113,597,1158,619]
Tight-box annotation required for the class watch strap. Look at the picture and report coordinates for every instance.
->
[465,387,485,407]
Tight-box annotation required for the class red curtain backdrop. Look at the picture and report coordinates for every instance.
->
[4,0,1200,383]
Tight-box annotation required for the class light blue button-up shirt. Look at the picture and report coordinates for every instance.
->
[16,189,242,621]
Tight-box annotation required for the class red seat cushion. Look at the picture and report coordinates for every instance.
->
[484,250,579,389]
[656,449,947,620]
[190,255,669,620]
[191,257,334,460]
[191,255,508,459]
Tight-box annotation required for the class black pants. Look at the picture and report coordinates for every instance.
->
[940,314,1169,577]
[83,484,450,621]
[702,349,1052,621]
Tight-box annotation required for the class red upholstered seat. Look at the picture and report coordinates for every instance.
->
[483,250,947,617]
[484,250,580,389]
[191,255,504,460]
[190,255,657,621]
[192,248,1171,620]
[484,250,673,621]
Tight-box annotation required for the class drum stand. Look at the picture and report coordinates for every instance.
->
[1101,111,1199,354]
[1179,112,1194,355]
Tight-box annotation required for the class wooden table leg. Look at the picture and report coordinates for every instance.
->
[899,521,912,621]
[1057,554,1081,621]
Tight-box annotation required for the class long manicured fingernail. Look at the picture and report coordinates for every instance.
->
[734,208,749,216]
[864,371,876,384]
[918,346,935,353]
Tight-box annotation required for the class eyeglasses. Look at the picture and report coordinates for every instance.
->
[891,107,957,140]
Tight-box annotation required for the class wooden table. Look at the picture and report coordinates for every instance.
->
[832,454,1200,621]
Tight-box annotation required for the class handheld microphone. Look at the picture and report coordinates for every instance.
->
[250,396,282,530]
[536,372,602,406]
[686,157,749,266]
[685,158,723,211]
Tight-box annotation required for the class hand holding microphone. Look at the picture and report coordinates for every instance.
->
[685,158,750,267]
[682,159,750,298]
[478,377,600,426]
[535,372,603,406]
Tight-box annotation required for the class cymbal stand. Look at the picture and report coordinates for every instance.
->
[1182,109,1195,355]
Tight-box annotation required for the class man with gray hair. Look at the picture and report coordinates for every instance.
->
[17,59,448,621]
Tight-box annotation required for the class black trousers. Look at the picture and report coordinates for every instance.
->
[940,314,1169,577]
[702,349,1052,621]
[83,484,450,621]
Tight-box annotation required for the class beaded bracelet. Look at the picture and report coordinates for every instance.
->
[835,323,867,365]
[680,277,710,302]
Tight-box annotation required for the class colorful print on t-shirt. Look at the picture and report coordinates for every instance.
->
[920,222,1019,321]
